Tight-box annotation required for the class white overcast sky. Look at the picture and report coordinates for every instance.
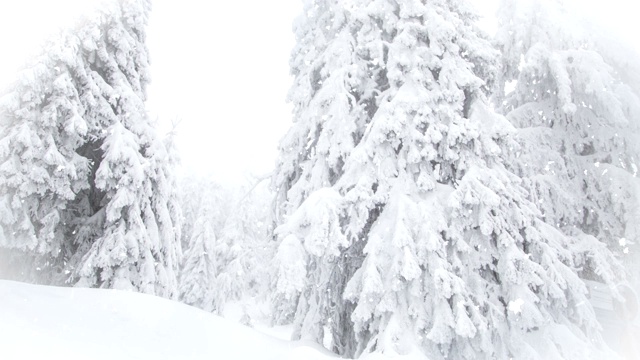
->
[144,0,300,182]
[0,0,639,183]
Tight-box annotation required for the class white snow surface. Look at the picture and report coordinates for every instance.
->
[0,280,336,360]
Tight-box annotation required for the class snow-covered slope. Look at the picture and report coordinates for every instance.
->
[0,280,334,360]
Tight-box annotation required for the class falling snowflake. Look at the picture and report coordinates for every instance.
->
[508,299,525,314]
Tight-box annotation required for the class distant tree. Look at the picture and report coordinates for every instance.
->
[214,177,275,318]
[174,174,276,319]
[179,202,216,311]
[0,0,182,298]
[178,174,228,250]
[273,0,617,359]
[177,174,227,311]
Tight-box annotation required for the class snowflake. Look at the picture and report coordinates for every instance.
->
[508,299,525,314]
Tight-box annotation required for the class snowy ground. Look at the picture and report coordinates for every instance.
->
[0,280,336,360]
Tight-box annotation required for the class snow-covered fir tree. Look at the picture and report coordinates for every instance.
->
[177,174,229,311]
[148,125,183,294]
[271,0,383,352]
[177,175,274,316]
[214,177,275,318]
[495,0,640,290]
[0,17,92,283]
[273,0,619,359]
[0,0,182,298]
[179,202,217,311]
[178,174,229,250]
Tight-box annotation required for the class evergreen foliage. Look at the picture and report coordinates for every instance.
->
[0,0,637,358]
[179,202,217,311]
[495,0,640,289]
[214,178,275,316]
[272,0,623,358]
[0,0,181,298]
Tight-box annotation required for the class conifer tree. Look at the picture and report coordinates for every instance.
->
[0,0,181,298]
[495,0,640,289]
[214,179,274,315]
[179,174,228,250]
[179,203,216,311]
[273,0,617,358]
[0,16,92,283]
[272,0,381,352]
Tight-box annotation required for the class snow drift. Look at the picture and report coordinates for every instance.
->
[0,280,334,360]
